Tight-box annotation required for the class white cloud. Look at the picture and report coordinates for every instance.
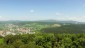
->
[56,13,62,16]
[74,16,85,22]
[80,2,85,7]
[55,15,85,22]
[0,16,2,18]
[83,4,85,6]
[55,12,85,22]
[30,9,34,13]
[0,16,9,21]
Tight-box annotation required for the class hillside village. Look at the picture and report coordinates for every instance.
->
[0,22,63,37]
[0,24,35,37]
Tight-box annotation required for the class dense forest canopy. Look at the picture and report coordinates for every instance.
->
[0,33,85,48]
[41,24,85,33]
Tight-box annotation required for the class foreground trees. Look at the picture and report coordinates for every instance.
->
[0,33,85,48]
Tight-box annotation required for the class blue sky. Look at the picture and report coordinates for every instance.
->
[0,0,85,22]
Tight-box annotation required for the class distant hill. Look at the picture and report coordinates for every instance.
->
[0,20,84,24]
[36,20,84,24]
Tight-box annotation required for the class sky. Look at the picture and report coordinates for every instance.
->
[0,0,85,22]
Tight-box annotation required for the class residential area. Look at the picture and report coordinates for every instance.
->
[0,24,35,37]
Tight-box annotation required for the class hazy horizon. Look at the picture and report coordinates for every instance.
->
[0,0,85,22]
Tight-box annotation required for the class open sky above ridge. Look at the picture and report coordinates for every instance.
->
[0,0,85,22]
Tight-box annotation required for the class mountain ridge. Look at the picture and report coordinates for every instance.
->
[0,20,84,24]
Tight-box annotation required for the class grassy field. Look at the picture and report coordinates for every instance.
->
[0,38,4,44]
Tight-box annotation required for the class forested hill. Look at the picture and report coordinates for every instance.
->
[41,24,85,33]
[0,20,84,25]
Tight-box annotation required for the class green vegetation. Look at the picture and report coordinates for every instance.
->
[0,33,85,48]
[0,38,4,44]
[0,21,85,48]
[41,24,85,33]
